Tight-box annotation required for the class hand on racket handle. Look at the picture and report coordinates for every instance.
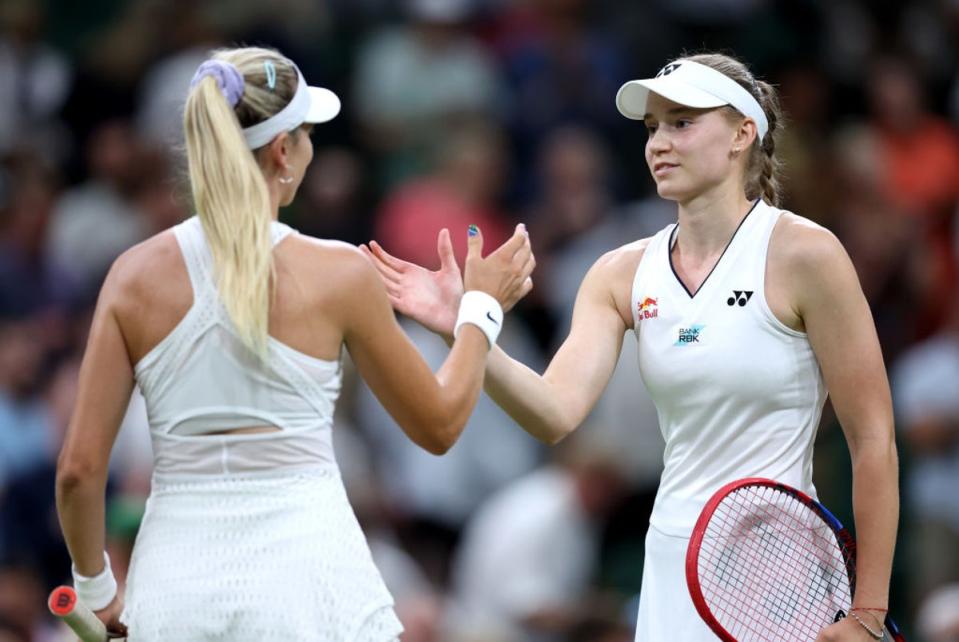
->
[49,586,128,641]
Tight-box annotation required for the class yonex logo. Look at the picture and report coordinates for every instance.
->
[656,62,682,77]
[675,325,704,345]
[727,290,754,307]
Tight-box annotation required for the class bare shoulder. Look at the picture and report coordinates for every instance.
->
[103,230,185,308]
[279,235,379,291]
[590,236,653,281]
[767,211,860,330]
[769,211,849,276]
[582,236,654,326]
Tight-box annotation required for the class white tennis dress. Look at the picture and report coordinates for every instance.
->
[630,200,827,640]
[121,217,403,641]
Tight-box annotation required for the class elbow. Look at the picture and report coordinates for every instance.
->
[427,415,468,455]
[406,410,466,456]
[537,417,577,446]
[55,452,103,496]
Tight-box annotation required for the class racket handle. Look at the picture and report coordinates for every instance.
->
[48,586,108,642]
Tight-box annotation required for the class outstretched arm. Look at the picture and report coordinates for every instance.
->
[364,234,639,444]
[346,226,534,454]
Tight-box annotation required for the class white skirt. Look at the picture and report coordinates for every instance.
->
[122,467,403,641]
[634,525,719,642]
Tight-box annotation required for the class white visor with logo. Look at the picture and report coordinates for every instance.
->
[616,60,768,140]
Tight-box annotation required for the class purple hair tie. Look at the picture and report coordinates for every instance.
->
[190,60,245,107]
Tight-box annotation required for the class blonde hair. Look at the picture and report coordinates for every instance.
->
[679,53,784,207]
[183,47,300,357]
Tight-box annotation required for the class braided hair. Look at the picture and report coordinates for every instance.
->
[681,53,784,207]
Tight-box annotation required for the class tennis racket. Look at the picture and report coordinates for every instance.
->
[48,586,109,642]
[685,478,904,641]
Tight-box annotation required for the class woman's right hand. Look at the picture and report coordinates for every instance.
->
[361,224,534,337]
[463,223,535,312]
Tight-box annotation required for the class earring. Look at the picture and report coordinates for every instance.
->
[279,175,294,184]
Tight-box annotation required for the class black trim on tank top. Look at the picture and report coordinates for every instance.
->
[668,199,760,298]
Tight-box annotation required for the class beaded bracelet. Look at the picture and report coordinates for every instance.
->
[849,610,884,640]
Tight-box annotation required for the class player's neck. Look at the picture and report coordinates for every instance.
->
[674,186,753,260]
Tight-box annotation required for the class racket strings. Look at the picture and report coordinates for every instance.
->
[696,485,854,641]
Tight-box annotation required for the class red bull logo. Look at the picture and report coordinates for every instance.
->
[637,296,659,321]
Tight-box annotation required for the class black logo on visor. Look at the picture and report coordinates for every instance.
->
[656,62,682,77]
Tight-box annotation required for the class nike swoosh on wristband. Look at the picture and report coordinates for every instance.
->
[486,311,500,325]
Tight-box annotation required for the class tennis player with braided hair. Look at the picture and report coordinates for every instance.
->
[54,46,534,640]
[364,52,899,641]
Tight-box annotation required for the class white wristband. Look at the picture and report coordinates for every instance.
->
[454,291,503,348]
[72,551,117,611]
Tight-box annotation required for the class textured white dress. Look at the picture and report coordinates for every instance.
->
[121,217,403,641]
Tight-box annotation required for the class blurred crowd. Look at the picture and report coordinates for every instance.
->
[1,0,959,640]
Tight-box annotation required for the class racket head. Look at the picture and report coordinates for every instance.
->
[686,477,855,642]
[685,478,865,641]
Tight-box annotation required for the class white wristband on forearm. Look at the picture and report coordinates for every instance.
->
[72,551,117,611]
[454,291,503,348]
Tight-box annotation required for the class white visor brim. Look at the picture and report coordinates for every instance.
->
[305,86,341,124]
[616,79,728,120]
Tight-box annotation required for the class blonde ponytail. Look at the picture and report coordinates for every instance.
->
[182,48,299,357]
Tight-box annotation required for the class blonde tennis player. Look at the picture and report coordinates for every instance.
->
[364,52,899,641]
[55,46,534,641]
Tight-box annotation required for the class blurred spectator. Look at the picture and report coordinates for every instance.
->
[45,119,149,298]
[892,296,959,608]
[374,119,512,271]
[867,55,959,220]
[776,64,834,224]
[0,0,72,160]
[0,563,55,642]
[0,320,53,488]
[827,125,924,361]
[0,157,77,318]
[353,0,501,186]
[492,0,626,194]
[135,4,222,148]
[866,55,959,334]
[525,126,612,258]
[289,147,372,245]
[917,583,959,642]
[446,429,629,642]
[0,356,80,590]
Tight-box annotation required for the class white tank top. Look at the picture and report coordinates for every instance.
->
[134,216,343,477]
[632,200,827,536]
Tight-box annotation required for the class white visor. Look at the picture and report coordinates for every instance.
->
[616,60,768,141]
[242,67,341,149]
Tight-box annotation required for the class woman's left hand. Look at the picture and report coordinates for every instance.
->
[815,614,883,641]
[94,593,129,639]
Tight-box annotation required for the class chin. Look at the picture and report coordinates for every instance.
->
[655,182,686,202]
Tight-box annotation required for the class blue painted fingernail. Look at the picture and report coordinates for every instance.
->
[468,224,479,237]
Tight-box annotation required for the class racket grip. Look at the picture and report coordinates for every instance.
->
[48,586,108,642]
